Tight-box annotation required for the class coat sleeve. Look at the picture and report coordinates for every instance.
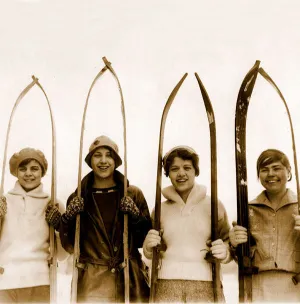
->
[58,192,77,254]
[127,185,152,248]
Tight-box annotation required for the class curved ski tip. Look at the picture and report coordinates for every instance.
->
[182,73,188,79]
[102,57,111,66]
[31,75,39,82]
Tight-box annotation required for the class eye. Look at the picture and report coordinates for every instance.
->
[170,167,178,172]
[19,167,26,172]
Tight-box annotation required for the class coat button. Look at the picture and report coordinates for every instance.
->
[114,246,118,252]
[111,268,116,273]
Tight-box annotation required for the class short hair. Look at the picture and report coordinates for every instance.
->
[256,149,292,181]
[18,158,45,176]
[163,148,199,177]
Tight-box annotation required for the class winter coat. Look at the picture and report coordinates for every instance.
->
[0,181,65,290]
[154,183,231,281]
[249,189,300,273]
[59,170,151,303]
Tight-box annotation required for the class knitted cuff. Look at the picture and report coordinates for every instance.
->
[120,196,140,218]
[143,244,153,260]
[220,247,232,264]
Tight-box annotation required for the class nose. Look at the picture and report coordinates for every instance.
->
[24,168,32,176]
[177,168,186,177]
[99,155,107,164]
[267,169,275,176]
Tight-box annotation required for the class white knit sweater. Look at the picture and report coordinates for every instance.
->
[156,183,230,281]
[0,182,52,290]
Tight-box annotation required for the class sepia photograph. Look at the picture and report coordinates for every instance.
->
[0,1,300,303]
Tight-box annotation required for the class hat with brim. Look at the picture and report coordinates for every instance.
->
[9,148,48,177]
[85,135,122,169]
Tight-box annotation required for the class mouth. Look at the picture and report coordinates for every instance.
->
[98,166,110,171]
[266,180,279,184]
[176,179,187,183]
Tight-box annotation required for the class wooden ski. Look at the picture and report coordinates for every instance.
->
[71,57,129,303]
[0,76,58,304]
[195,73,222,302]
[149,73,188,303]
[71,61,109,304]
[257,68,300,284]
[235,61,260,303]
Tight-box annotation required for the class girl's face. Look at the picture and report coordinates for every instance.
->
[169,157,196,198]
[17,160,42,191]
[91,147,115,180]
[259,161,290,195]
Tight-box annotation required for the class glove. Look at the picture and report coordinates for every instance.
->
[0,196,7,219]
[210,239,228,261]
[143,229,161,259]
[45,203,61,230]
[61,196,84,223]
[120,196,139,218]
[229,221,248,248]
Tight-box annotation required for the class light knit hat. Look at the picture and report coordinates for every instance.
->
[85,135,122,169]
[163,145,198,166]
[9,148,48,177]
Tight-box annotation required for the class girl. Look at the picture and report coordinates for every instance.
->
[229,149,300,302]
[0,147,67,303]
[143,146,232,303]
[58,135,151,303]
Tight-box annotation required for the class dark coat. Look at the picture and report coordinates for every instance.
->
[59,171,151,303]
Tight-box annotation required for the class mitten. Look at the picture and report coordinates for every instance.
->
[0,196,7,219]
[61,196,84,223]
[120,196,139,218]
[45,203,61,230]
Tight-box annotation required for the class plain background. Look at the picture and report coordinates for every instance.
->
[1,1,300,302]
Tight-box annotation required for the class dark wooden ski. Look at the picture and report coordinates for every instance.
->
[235,61,260,303]
[195,73,222,302]
[149,73,188,303]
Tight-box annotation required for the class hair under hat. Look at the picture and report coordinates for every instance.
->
[9,148,48,177]
[163,145,200,177]
[85,135,122,169]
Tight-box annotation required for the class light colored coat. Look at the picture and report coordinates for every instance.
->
[156,183,231,281]
[0,181,66,290]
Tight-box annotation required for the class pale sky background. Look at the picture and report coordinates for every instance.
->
[1,1,300,302]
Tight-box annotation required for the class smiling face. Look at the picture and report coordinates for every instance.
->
[91,147,116,180]
[169,157,196,200]
[17,159,43,191]
[259,161,290,195]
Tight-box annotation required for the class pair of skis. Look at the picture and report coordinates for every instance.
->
[235,61,300,302]
[71,57,130,304]
[1,77,58,304]
[150,73,222,302]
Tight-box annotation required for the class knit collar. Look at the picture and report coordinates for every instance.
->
[162,182,207,209]
[249,188,297,210]
[8,181,49,199]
